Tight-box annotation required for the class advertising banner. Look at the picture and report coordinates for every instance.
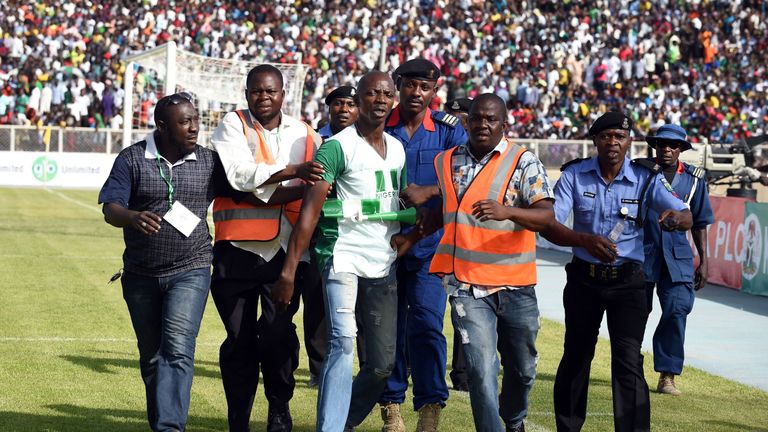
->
[0,151,116,189]
[741,202,768,296]
[705,196,750,290]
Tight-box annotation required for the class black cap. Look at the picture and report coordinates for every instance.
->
[588,111,633,137]
[393,58,441,82]
[324,86,357,106]
[446,98,472,113]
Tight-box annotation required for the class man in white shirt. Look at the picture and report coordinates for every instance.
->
[209,64,324,432]
[273,71,406,432]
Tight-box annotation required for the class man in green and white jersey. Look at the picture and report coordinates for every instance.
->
[274,71,411,431]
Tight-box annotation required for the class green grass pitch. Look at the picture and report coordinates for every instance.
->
[1,187,766,431]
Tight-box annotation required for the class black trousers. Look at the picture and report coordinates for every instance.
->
[211,242,319,432]
[553,260,651,432]
[302,276,327,377]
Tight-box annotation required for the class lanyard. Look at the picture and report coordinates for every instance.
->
[155,154,174,206]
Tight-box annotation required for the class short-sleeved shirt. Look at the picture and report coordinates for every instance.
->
[98,132,227,277]
[554,156,688,265]
[442,140,555,298]
[643,160,714,283]
[385,106,468,263]
[313,125,406,279]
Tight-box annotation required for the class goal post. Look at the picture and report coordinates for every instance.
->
[122,42,307,148]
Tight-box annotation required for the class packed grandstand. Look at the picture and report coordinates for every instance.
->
[1,0,766,143]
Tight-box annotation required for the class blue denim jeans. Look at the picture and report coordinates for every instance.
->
[122,267,210,432]
[450,287,540,432]
[315,262,398,432]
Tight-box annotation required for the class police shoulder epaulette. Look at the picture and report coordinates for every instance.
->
[631,157,661,174]
[432,111,459,128]
[560,157,587,172]
[683,163,706,179]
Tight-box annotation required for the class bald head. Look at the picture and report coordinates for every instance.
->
[358,71,394,95]
[355,71,396,126]
[469,93,507,119]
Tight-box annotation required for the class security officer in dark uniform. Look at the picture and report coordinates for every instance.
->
[642,124,714,397]
[378,58,468,430]
[318,86,359,139]
[444,97,472,393]
[543,112,694,432]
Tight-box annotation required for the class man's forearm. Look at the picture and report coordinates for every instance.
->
[240,185,306,206]
[103,203,134,228]
[542,221,589,247]
[506,207,554,232]
[262,164,299,185]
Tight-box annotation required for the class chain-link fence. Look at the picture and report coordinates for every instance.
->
[1,125,655,168]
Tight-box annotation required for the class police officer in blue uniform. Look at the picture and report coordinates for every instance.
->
[318,86,358,139]
[377,57,468,429]
[642,124,714,397]
[543,112,694,432]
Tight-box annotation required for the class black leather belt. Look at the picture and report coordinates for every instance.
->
[571,257,637,282]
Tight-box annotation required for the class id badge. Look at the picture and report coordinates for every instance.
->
[163,201,201,237]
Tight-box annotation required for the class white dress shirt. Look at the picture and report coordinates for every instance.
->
[210,110,321,262]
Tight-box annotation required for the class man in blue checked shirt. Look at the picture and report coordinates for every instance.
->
[543,112,693,432]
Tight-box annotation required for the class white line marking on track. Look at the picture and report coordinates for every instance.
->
[45,188,103,215]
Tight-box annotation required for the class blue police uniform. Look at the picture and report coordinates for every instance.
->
[380,105,467,410]
[552,155,688,432]
[643,160,713,375]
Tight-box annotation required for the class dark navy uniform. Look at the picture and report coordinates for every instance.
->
[379,58,468,412]
[643,161,713,375]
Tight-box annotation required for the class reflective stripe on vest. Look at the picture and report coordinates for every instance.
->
[213,109,313,242]
[429,141,537,286]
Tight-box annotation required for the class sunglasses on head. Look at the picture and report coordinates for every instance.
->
[164,92,193,106]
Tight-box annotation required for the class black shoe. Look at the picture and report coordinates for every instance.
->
[267,403,292,432]
[506,420,525,432]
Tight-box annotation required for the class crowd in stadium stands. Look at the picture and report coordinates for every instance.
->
[1,0,767,143]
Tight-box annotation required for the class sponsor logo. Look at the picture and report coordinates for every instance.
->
[742,214,762,281]
[32,156,58,182]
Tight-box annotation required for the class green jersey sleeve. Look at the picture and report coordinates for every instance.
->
[400,160,407,191]
[314,139,345,185]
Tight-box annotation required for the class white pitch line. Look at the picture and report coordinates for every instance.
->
[45,187,103,215]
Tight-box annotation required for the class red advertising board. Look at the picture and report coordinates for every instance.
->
[699,196,750,290]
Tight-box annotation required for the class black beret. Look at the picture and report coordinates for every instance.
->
[588,111,634,137]
[393,58,441,82]
[446,98,472,113]
[324,86,357,106]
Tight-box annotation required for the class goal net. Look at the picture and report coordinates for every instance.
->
[121,42,307,148]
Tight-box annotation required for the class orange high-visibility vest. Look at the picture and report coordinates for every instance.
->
[429,141,537,286]
[213,109,314,242]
